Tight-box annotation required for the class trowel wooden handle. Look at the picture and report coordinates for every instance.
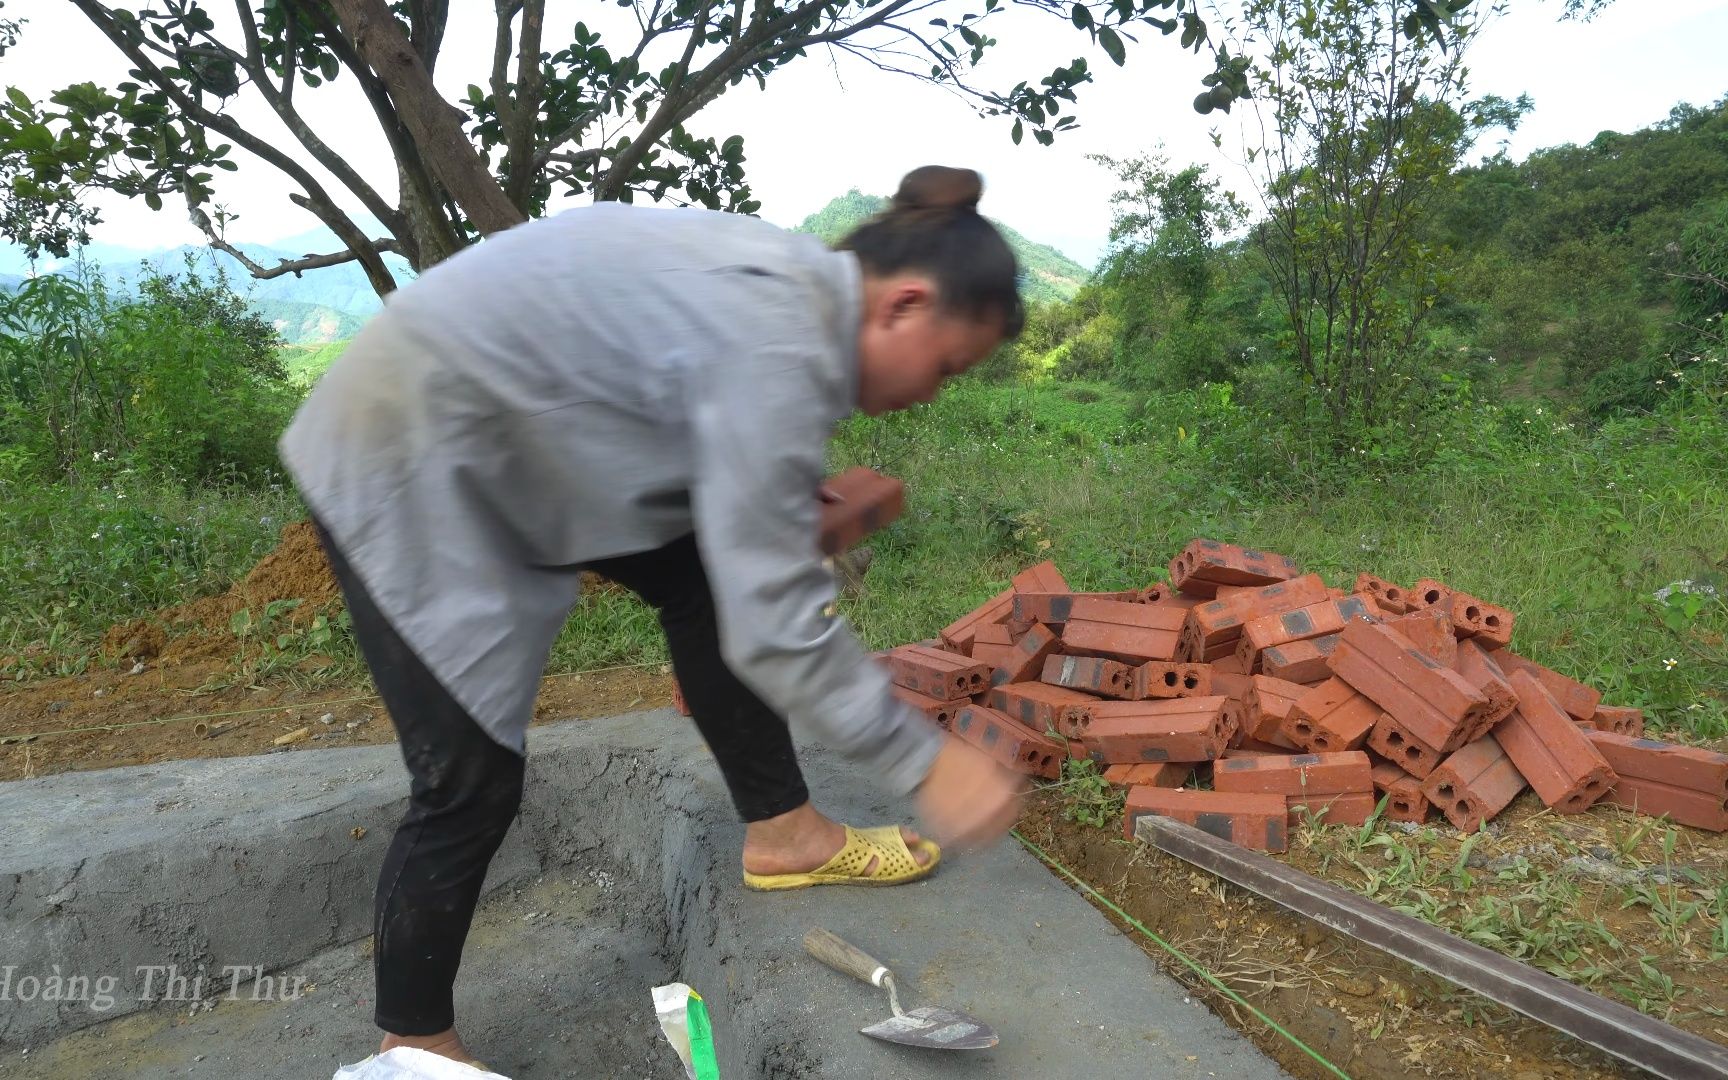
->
[803,928,892,987]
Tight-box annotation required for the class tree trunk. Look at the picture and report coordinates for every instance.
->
[328,0,526,237]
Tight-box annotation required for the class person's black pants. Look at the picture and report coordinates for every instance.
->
[314,524,809,1036]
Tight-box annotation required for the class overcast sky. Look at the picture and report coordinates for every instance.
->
[5,1,1726,267]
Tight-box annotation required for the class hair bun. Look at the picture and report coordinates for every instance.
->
[892,166,983,212]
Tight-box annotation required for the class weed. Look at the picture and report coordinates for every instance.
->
[1058,758,1124,829]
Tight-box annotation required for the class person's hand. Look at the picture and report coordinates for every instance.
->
[914,736,1027,850]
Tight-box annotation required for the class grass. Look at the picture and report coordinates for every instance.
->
[4,374,1725,739]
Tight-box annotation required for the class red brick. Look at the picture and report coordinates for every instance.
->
[1209,653,1249,676]
[1498,671,1617,813]
[1179,638,1242,664]
[1102,762,1194,788]
[1136,661,1213,700]
[671,678,691,717]
[1260,634,1340,685]
[1599,775,1728,832]
[1181,573,1334,655]
[1060,597,1186,663]
[817,467,904,556]
[1168,538,1302,599]
[940,587,1015,656]
[886,644,990,701]
[1389,608,1459,668]
[1367,714,1445,780]
[1214,750,1372,797]
[987,682,1098,736]
[1012,559,1070,594]
[1209,670,1254,703]
[1012,591,1139,626]
[892,685,961,730]
[1421,735,1527,832]
[1449,640,1518,742]
[1287,791,1378,827]
[974,623,1015,647]
[1236,737,1298,755]
[1041,654,1141,699]
[1283,678,1380,753]
[1408,578,1457,612]
[1353,573,1413,615]
[989,623,1061,687]
[1245,675,1308,744]
[1333,620,1491,756]
[1142,584,1205,610]
[1123,787,1289,851]
[951,705,1066,780]
[1448,593,1515,649]
[1591,705,1646,738]
[1370,761,1432,823]
[971,642,1016,670]
[1224,747,1290,760]
[1583,731,1728,795]
[1237,595,1383,672]
[1493,650,1601,722]
[1072,697,1232,764]
[1139,582,1175,605]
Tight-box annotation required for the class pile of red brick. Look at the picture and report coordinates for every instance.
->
[879,538,1728,854]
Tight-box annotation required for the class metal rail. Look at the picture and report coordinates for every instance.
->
[1137,816,1728,1080]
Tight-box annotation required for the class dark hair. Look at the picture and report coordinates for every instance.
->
[837,166,1024,339]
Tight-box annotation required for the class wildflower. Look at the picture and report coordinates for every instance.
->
[90,532,99,540]
[1663,658,1678,671]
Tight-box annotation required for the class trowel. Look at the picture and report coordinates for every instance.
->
[802,928,998,1051]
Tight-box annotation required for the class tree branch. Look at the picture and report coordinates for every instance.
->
[229,0,407,243]
[190,205,403,280]
[327,0,525,235]
[68,0,399,295]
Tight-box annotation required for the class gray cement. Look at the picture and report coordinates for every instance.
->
[0,709,1291,1079]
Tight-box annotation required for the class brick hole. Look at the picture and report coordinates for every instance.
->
[1464,605,1482,623]
[1403,746,1421,762]
[1024,749,1039,763]
[968,674,984,690]
[1163,671,1179,687]
[1484,613,1501,628]
[937,709,952,726]
[1386,730,1405,747]
[1385,586,1403,601]
[953,675,967,692]
[1423,589,1442,605]
[1040,754,1055,771]
[1436,783,1455,799]
[1455,799,1473,816]
[1294,720,1313,736]
[1313,735,1332,749]
[1392,798,1412,814]
[1183,675,1200,689]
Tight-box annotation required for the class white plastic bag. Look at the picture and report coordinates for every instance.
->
[331,1047,511,1080]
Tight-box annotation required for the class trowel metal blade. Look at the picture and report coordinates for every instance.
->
[860,1005,998,1051]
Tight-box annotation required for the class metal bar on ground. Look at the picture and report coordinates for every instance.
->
[1137,816,1728,1080]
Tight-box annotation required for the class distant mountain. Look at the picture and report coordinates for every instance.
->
[792,190,1091,306]
[0,237,405,344]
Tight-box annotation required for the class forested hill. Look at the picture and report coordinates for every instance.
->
[793,189,1091,306]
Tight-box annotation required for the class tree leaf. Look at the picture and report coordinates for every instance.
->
[1012,119,1023,144]
[1071,4,1093,30]
[1098,25,1125,65]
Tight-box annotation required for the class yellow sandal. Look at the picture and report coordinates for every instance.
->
[742,824,941,891]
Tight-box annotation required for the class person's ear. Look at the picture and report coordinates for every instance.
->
[886,280,936,327]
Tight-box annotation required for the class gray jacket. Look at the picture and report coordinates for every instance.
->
[278,204,942,794]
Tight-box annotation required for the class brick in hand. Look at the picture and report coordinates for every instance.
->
[817,467,904,556]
